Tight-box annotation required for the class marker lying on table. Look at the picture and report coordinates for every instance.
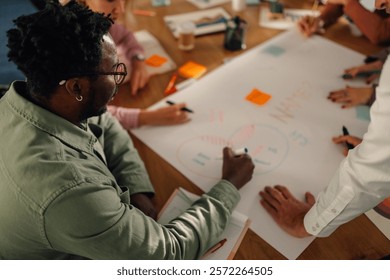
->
[342,125,354,150]
[342,69,381,79]
[216,147,248,159]
[166,100,194,113]
[164,72,178,95]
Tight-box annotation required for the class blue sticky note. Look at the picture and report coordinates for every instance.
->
[355,106,371,122]
[263,45,286,57]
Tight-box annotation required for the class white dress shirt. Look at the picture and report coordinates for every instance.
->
[304,58,390,237]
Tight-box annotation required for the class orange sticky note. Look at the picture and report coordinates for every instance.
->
[246,89,272,105]
[178,61,207,79]
[145,54,168,67]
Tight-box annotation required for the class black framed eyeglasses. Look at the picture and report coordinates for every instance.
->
[59,62,127,86]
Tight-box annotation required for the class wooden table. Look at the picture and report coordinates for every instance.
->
[110,0,390,259]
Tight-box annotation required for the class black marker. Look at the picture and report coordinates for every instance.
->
[342,69,381,80]
[342,126,354,150]
[166,100,194,113]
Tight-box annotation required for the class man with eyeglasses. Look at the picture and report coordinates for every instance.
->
[0,1,254,259]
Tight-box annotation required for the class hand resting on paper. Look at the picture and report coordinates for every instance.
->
[327,86,375,108]
[259,185,314,238]
[222,147,255,190]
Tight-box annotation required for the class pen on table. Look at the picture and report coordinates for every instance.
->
[342,69,382,79]
[216,147,248,160]
[166,100,194,113]
[164,72,178,95]
[342,125,355,150]
[201,238,227,259]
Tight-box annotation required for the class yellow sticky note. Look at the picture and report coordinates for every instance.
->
[246,89,272,105]
[145,54,168,67]
[178,61,207,79]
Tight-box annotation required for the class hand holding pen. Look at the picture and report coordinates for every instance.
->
[297,15,325,37]
[221,147,254,190]
[332,126,362,156]
[138,103,191,126]
[342,60,383,84]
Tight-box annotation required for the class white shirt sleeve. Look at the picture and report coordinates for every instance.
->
[304,59,390,237]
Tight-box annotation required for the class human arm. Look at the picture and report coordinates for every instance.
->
[342,60,383,84]
[343,0,390,45]
[130,58,149,96]
[297,3,344,37]
[109,24,149,95]
[260,60,390,238]
[89,112,156,220]
[44,147,254,259]
[300,60,390,237]
[107,104,190,129]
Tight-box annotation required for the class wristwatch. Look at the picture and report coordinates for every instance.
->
[132,53,146,61]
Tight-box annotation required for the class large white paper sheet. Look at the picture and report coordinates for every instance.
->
[132,29,370,259]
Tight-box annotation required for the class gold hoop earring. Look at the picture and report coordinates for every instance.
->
[76,95,83,102]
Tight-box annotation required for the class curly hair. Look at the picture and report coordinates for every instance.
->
[7,0,113,99]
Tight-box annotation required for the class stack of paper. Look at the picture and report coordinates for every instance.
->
[259,7,320,30]
[164,7,231,38]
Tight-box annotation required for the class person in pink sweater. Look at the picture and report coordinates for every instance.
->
[298,0,390,45]
[59,0,190,129]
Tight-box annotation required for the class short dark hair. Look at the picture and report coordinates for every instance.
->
[7,0,113,99]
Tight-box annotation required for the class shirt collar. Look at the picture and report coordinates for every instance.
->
[5,81,97,154]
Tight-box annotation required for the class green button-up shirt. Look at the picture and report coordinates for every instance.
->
[0,81,240,259]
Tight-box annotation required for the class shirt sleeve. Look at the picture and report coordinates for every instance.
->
[344,0,390,45]
[44,179,240,260]
[304,59,390,237]
[109,23,144,79]
[107,105,141,129]
[94,112,154,195]
[319,3,344,27]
